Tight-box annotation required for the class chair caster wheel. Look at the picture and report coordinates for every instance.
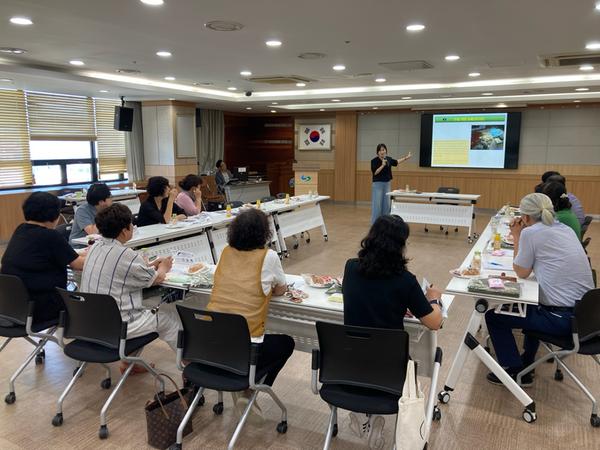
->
[276,420,288,434]
[198,394,205,407]
[554,370,564,381]
[468,239,473,244]
[52,413,63,427]
[332,423,338,437]
[35,354,44,365]
[445,231,449,236]
[591,414,600,427]
[99,425,109,439]
[293,244,299,250]
[324,236,328,242]
[306,238,311,244]
[433,406,442,421]
[438,391,450,404]
[474,233,480,239]
[424,228,429,233]
[100,378,112,389]
[522,409,537,423]
[213,402,224,415]
[439,226,444,231]
[5,392,16,404]
[168,444,182,450]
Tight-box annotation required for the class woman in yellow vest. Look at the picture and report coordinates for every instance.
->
[208,209,294,414]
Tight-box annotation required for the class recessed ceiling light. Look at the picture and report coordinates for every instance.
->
[579,64,594,71]
[0,78,13,83]
[375,77,387,83]
[468,72,481,77]
[246,107,252,110]
[596,2,600,11]
[445,55,460,61]
[164,76,176,81]
[496,103,508,108]
[168,98,175,100]
[266,40,282,47]
[575,87,589,91]
[271,109,277,113]
[0,47,27,54]
[140,0,164,5]
[401,96,412,100]
[227,87,237,91]
[296,82,306,87]
[585,42,600,50]
[481,92,494,96]
[573,100,581,103]
[99,89,109,93]
[156,51,172,58]
[372,106,379,110]
[240,70,252,77]
[10,17,33,26]
[271,102,278,105]
[319,108,325,111]
[333,64,346,71]
[406,24,425,32]
[69,60,85,66]
[331,99,341,102]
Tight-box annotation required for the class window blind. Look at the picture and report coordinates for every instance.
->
[26,91,96,141]
[0,89,33,187]
[95,98,127,175]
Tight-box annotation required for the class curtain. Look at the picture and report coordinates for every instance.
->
[95,98,127,175]
[124,101,145,182]
[196,109,224,174]
[0,89,33,187]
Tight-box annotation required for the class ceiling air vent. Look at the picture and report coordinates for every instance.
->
[116,68,142,74]
[248,75,313,85]
[378,60,433,71]
[540,52,600,67]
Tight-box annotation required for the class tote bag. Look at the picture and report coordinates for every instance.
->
[395,360,426,450]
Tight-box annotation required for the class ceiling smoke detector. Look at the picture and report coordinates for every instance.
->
[204,21,244,32]
[116,68,142,74]
[298,52,326,60]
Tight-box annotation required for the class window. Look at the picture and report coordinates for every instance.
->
[30,141,97,186]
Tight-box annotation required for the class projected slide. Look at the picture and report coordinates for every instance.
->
[431,113,508,168]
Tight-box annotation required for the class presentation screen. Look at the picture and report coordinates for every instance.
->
[419,112,521,169]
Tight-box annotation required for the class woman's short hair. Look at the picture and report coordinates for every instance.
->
[541,170,560,183]
[95,203,133,239]
[86,182,111,206]
[227,209,272,251]
[146,176,170,198]
[519,193,555,226]
[358,215,409,278]
[178,174,202,191]
[542,181,572,212]
[22,192,61,223]
[376,143,387,154]
[216,159,223,169]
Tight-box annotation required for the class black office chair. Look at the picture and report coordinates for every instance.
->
[229,201,244,209]
[52,289,165,439]
[311,322,410,450]
[171,305,288,450]
[55,223,72,242]
[261,196,276,203]
[581,216,593,238]
[518,289,600,427]
[0,274,58,405]
[425,187,460,235]
[582,236,591,250]
[276,192,287,199]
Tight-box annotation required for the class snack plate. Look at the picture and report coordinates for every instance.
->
[450,268,481,279]
[301,274,335,288]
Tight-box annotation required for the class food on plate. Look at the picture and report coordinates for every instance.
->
[450,267,481,277]
[285,288,308,303]
[311,275,333,285]
[328,293,343,303]
[188,262,206,274]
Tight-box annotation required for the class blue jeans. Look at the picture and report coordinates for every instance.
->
[485,305,573,371]
[371,181,391,223]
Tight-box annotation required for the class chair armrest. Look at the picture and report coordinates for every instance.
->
[175,329,185,371]
[311,349,320,395]
[25,302,35,335]
[55,310,66,348]
[118,322,128,360]
[248,343,261,389]
[571,316,580,353]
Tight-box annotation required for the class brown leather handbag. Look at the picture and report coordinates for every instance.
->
[145,373,195,449]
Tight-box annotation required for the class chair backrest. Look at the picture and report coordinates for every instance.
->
[0,274,30,326]
[575,289,600,343]
[56,289,123,349]
[230,201,244,208]
[437,186,460,194]
[581,216,592,237]
[55,223,72,242]
[176,305,251,376]
[582,237,591,249]
[316,321,409,395]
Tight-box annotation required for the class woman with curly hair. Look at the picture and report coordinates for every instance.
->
[208,208,294,420]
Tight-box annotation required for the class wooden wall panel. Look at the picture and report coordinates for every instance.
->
[334,112,357,201]
[0,193,28,241]
[318,169,335,197]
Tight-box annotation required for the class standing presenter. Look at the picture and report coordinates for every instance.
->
[370,143,411,223]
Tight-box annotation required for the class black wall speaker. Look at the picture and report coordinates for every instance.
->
[114,106,134,132]
[195,108,201,128]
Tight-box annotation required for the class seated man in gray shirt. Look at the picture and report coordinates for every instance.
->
[69,183,113,245]
[485,193,594,386]
[80,203,179,371]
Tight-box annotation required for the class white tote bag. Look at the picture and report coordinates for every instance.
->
[395,360,426,450]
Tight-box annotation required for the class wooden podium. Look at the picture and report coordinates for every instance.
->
[293,163,320,195]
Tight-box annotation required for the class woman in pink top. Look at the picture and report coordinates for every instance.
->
[175,174,203,216]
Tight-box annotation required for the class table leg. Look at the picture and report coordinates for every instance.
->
[205,228,219,264]
[272,214,289,257]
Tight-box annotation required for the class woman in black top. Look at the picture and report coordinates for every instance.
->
[1,193,85,324]
[343,214,442,330]
[136,176,186,227]
[370,143,411,223]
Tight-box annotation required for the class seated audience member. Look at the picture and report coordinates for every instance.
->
[69,182,113,245]
[1,192,85,324]
[546,174,585,226]
[207,209,294,416]
[175,174,203,216]
[136,176,186,227]
[485,193,594,386]
[542,181,581,239]
[342,214,443,444]
[80,203,179,361]
[214,159,233,194]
